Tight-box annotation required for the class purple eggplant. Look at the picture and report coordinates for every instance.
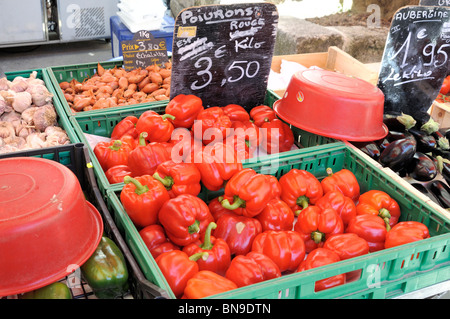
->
[379,138,417,172]
[383,112,417,131]
[352,141,381,161]
[410,183,441,205]
[406,152,437,182]
[408,128,437,153]
[427,180,450,208]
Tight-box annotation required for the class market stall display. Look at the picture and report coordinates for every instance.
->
[55,62,171,114]
[0,143,168,299]
[4,1,450,301]
[47,60,171,117]
[351,112,450,211]
[70,90,338,196]
[105,142,450,299]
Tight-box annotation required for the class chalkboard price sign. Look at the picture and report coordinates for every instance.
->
[170,3,278,110]
[122,30,169,71]
[377,6,450,119]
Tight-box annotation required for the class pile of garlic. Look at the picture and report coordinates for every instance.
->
[0,71,70,154]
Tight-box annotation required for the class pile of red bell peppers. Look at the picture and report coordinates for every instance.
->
[92,94,431,299]
[94,94,294,188]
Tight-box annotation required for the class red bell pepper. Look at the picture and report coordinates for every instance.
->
[384,221,430,249]
[182,270,237,299]
[119,134,138,149]
[152,160,201,198]
[120,175,170,228]
[139,224,179,259]
[136,110,175,143]
[192,106,232,145]
[194,142,243,191]
[127,133,172,177]
[208,197,236,221]
[105,164,133,184]
[345,214,387,252]
[158,194,214,247]
[323,233,370,260]
[279,168,323,215]
[220,168,280,217]
[110,115,138,140]
[323,233,370,282]
[250,104,277,126]
[315,191,357,227]
[94,139,132,171]
[294,205,344,253]
[214,213,262,256]
[165,94,204,129]
[256,198,295,231]
[170,128,203,163]
[440,75,450,95]
[296,248,345,292]
[260,118,294,154]
[225,251,281,288]
[251,230,306,273]
[321,168,360,202]
[356,190,401,230]
[155,250,205,298]
[231,120,261,155]
[225,133,252,161]
[222,104,250,123]
[182,222,231,276]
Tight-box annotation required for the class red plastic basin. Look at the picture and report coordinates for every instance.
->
[273,69,388,142]
[0,157,103,296]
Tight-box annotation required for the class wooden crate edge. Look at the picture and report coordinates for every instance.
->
[271,47,378,86]
[430,100,450,129]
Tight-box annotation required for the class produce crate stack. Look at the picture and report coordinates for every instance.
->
[46,60,171,118]
[67,86,341,197]
[0,143,168,299]
[40,50,450,299]
[4,42,449,300]
[105,143,450,299]
[45,60,174,195]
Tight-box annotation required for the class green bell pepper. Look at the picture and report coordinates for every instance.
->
[81,236,129,299]
[21,282,72,299]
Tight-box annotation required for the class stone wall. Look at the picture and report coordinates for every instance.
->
[167,0,400,62]
[351,0,420,19]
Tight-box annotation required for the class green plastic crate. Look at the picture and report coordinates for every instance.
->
[46,60,170,118]
[3,68,80,149]
[105,143,450,299]
[0,142,169,299]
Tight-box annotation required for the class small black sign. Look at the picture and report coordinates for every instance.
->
[122,30,169,71]
[377,6,450,118]
[169,3,278,110]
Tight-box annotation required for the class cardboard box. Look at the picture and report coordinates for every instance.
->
[110,15,174,58]
[429,100,450,130]
[271,46,379,97]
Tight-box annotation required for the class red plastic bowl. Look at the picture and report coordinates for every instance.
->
[0,157,103,296]
[273,69,388,142]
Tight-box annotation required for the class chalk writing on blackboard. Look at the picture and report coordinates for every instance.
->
[122,30,169,71]
[170,3,278,110]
